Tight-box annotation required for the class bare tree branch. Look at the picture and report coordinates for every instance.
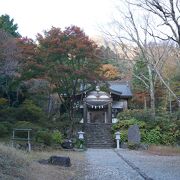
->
[133,0,180,47]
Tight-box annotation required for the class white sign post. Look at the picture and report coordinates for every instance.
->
[115,131,120,149]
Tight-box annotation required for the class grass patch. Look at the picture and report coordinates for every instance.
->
[27,149,86,180]
[146,145,180,156]
[0,143,30,180]
[0,143,86,180]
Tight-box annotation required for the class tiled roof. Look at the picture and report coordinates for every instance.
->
[108,81,132,97]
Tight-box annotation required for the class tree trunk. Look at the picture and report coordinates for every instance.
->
[144,96,147,110]
[147,64,156,119]
[47,93,52,118]
[154,67,180,108]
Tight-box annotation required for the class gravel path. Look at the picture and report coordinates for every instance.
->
[84,148,180,180]
[85,149,143,180]
[115,149,180,180]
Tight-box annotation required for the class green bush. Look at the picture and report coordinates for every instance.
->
[112,118,146,131]
[51,130,63,144]
[161,133,175,145]
[0,124,9,137]
[0,98,8,107]
[175,110,180,120]
[16,100,45,122]
[116,110,132,120]
[112,118,146,143]
[153,117,179,145]
[119,130,128,142]
[142,127,162,144]
[35,130,52,146]
[74,138,85,149]
[117,109,152,122]
[0,107,17,122]
[0,121,13,137]
[112,117,179,145]
[114,108,180,145]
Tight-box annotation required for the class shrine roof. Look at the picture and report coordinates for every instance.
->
[108,81,132,98]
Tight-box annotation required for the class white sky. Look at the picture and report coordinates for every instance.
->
[0,0,116,39]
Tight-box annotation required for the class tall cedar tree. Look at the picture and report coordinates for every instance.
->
[0,14,21,37]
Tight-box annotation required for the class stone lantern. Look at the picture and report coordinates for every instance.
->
[78,131,85,149]
[115,131,121,149]
[78,131,84,140]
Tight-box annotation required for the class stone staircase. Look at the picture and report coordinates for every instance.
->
[84,123,114,148]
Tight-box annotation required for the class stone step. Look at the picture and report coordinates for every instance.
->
[86,136,112,140]
[86,138,113,141]
[86,134,112,137]
[86,135,112,138]
[84,123,113,148]
[86,136,112,138]
[87,139,114,143]
[86,135,112,137]
[87,143,114,146]
[86,143,114,148]
[87,139,113,142]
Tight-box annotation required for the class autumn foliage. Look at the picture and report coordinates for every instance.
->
[99,64,120,80]
[35,26,103,134]
[36,26,101,82]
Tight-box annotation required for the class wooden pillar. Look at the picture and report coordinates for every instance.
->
[123,101,128,109]
[83,101,87,124]
[107,103,112,123]
[87,112,90,123]
[104,112,107,123]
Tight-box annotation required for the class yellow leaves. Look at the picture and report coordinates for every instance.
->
[0,98,8,105]
[99,64,120,80]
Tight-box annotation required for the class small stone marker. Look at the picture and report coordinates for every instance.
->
[128,125,141,144]
[49,156,71,167]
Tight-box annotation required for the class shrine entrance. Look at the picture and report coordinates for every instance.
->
[83,87,112,124]
[89,110,105,124]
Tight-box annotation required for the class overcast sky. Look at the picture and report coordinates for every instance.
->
[0,0,117,39]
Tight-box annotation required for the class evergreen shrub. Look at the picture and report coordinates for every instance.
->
[117,109,152,122]
[114,109,180,145]
[0,124,9,137]
[51,130,63,144]
[16,100,45,122]
[35,130,52,146]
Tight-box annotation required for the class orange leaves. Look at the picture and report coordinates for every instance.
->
[37,26,98,61]
[17,37,37,60]
[33,25,104,95]
[99,64,120,80]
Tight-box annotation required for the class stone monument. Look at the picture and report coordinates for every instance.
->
[128,125,141,144]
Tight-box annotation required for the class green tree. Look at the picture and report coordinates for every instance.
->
[132,58,149,92]
[0,14,21,37]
